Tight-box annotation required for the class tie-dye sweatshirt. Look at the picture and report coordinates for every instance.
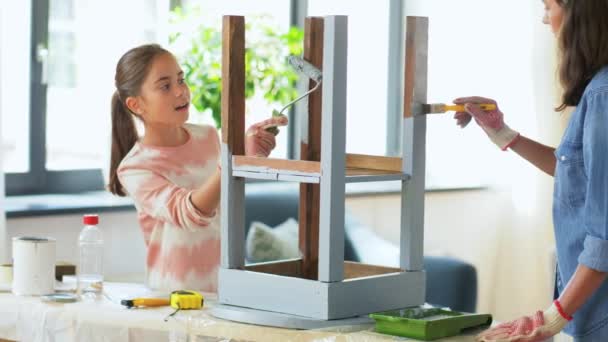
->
[117,123,221,292]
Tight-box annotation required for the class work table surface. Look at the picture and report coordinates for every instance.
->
[0,282,503,342]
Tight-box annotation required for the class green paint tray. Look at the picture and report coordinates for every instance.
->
[369,307,492,341]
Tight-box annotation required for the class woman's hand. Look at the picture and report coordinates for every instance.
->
[476,301,569,342]
[245,115,288,157]
[453,96,520,151]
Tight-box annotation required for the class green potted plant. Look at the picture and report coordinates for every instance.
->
[169,7,304,128]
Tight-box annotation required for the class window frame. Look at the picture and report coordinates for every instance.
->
[5,0,104,196]
[9,0,401,196]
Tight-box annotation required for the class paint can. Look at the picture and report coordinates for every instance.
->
[12,237,56,296]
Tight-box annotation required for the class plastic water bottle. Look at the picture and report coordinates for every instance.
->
[78,214,103,298]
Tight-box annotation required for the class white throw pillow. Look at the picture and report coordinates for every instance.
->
[245,218,301,262]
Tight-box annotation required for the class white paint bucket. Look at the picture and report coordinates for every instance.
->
[12,237,56,296]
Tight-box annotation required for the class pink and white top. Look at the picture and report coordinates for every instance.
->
[117,123,221,292]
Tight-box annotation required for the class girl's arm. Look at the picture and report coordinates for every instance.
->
[188,115,288,215]
[119,167,217,231]
[509,135,557,176]
[190,167,221,216]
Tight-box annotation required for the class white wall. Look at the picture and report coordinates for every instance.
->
[347,189,514,315]
[5,190,505,284]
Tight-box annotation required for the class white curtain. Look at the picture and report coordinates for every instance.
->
[401,0,568,322]
[0,2,7,264]
[476,0,570,321]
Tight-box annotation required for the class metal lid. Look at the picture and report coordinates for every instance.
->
[41,293,78,303]
[12,236,56,243]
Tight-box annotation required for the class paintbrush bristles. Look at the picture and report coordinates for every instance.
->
[411,102,497,116]
[425,103,448,114]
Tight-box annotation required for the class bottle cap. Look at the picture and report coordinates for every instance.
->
[83,214,99,225]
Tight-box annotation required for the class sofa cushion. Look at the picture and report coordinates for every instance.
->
[245,218,301,262]
[244,183,359,261]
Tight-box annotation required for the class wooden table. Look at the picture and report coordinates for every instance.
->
[0,282,517,342]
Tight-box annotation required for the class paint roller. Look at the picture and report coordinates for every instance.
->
[265,56,323,135]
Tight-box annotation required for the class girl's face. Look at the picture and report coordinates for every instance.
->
[542,0,564,35]
[127,53,190,127]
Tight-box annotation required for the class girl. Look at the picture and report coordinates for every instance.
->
[456,0,608,341]
[108,44,287,292]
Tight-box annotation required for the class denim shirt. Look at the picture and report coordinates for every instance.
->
[554,66,608,337]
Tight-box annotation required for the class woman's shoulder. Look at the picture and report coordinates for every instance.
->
[586,66,608,96]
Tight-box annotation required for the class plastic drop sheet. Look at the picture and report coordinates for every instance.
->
[0,283,478,342]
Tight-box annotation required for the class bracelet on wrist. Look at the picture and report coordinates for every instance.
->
[554,299,573,321]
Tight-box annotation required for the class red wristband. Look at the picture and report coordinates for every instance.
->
[501,133,521,151]
[554,300,573,321]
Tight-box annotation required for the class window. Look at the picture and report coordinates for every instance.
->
[404,0,536,189]
[307,1,390,156]
[173,0,293,159]
[2,0,293,196]
[4,1,532,196]
[1,0,171,195]
[1,1,31,175]
[305,0,538,189]
[45,0,169,173]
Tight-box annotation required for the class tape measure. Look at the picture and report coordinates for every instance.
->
[170,290,204,310]
[164,290,204,321]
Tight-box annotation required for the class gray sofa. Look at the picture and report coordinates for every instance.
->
[243,183,477,313]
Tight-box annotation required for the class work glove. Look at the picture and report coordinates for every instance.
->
[245,115,288,157]
[476,301,571,342]
[453,96,520,151]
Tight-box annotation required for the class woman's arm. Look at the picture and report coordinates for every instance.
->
[454,97,557,176]
[510,135,557,176]
[475,265,605,341]
[559,264,608,317]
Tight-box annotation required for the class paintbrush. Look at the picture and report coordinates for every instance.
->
[411,103,497,116]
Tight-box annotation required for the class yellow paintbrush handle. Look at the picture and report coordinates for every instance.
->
[444,104,497,112]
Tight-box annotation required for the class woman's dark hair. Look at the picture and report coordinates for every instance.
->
[556,0,608,111]
[108,44,170,196]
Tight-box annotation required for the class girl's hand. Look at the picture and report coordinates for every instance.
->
[453,96,520,151]
[245,115,288,157]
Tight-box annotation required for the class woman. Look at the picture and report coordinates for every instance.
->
[456,0,608,341]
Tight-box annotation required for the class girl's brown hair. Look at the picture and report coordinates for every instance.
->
[556,0,608,111]
[108,44,170,196]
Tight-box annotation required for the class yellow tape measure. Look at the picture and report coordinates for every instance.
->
[170,290,204,310]
[164,290,204,321]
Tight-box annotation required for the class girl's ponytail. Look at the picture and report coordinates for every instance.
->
[108,91,138,196]
[107,44,170,196]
